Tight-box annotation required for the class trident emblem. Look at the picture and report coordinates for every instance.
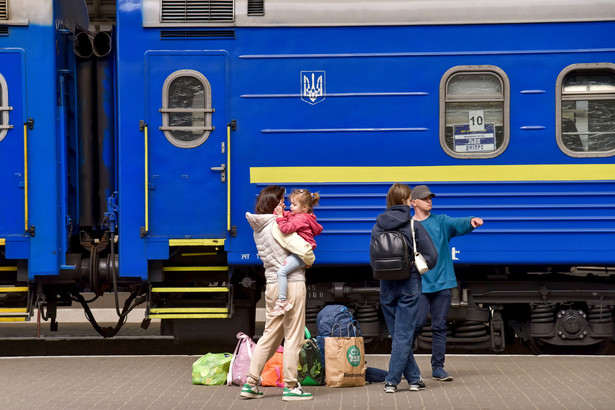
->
[301,71,326,105]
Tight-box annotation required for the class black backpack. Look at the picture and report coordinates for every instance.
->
[369,230,411,280]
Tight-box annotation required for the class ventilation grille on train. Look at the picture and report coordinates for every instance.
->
[160,29,235,38]
[247,0,264,16]
[0,0,8,20]
[161,0,234,22]
[0,26,7,36]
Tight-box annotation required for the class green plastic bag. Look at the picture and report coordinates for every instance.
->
[192,353,232,385]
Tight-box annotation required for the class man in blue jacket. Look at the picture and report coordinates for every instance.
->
[411,185,483,382]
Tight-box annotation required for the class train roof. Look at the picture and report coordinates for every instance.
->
[142,0,615,28]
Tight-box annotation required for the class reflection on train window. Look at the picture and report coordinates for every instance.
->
[160,69,213,148]
[557,64,615,157]
[0,73,12,142]
[440,66,509,158]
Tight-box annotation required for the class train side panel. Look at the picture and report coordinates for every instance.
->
[225,22,615,267]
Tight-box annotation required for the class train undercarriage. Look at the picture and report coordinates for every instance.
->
[2,243,615,355]
[298,265,615,355]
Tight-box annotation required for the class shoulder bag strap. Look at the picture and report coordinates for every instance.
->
[411,218,418,254]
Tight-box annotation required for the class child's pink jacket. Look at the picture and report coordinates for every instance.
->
[276,211,323,249]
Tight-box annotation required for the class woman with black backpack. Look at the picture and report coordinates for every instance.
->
[371,183,438,393]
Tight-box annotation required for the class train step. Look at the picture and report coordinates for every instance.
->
[147,239,232,319]
[0,285,30,322]
[147,285,232,319]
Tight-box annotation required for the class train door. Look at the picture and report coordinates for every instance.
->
[0,51,25,241]
[145,52,229,238]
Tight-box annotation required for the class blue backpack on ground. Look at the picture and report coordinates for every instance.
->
[316,305,361,373]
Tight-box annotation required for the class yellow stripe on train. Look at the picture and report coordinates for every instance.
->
[250,164,615,184]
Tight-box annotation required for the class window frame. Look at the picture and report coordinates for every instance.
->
[0,73,12,142]
[556,62,615,158]
[160,69,214,149]
[439,65,510,159]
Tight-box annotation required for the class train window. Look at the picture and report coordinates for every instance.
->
[440,66,510,158]
[556,63,615,157]
[160,70,213,148]
[0,73,12,142]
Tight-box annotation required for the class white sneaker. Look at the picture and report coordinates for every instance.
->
[282,383,313,401]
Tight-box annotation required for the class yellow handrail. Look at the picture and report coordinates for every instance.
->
[23,124,28,232]
[227,124,231,231]
[144,125,149,234]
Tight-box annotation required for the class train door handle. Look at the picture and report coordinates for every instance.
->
[210,164,226,182]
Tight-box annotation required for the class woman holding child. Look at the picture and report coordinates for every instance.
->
[241,185,314,402]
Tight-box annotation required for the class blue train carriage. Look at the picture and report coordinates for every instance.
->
[0,0,88,324]
[0,0,125,334]
[118,0,615,351]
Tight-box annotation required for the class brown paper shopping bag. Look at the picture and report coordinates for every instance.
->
[324,336,366,387]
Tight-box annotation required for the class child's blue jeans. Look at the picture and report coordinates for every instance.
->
[277,254,306,300]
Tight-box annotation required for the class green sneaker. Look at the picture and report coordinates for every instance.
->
[240,383,264,399]
[282,383,313,401]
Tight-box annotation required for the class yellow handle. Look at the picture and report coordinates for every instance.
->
[144,125,149,233]
[23,124,29,232]
[227,124,231,231]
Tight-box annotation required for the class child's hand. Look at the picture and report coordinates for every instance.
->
[305,265,312,269]
[274,202,284,216]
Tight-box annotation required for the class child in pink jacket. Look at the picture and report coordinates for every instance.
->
[272,189,323,316]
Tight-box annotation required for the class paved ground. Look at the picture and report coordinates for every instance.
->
[1,354,614,409]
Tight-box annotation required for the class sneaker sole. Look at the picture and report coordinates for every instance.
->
[239,391,264,399]
[432,376,453,381]
[282,395,313,401]
[409,386,426,391]
[240,392,264,399]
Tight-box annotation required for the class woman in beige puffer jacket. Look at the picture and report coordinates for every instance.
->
[242,185,314,401]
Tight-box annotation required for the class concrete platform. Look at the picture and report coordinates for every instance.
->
[1,354,614,409]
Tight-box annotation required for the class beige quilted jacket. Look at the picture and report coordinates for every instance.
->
[245,212,307,284]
